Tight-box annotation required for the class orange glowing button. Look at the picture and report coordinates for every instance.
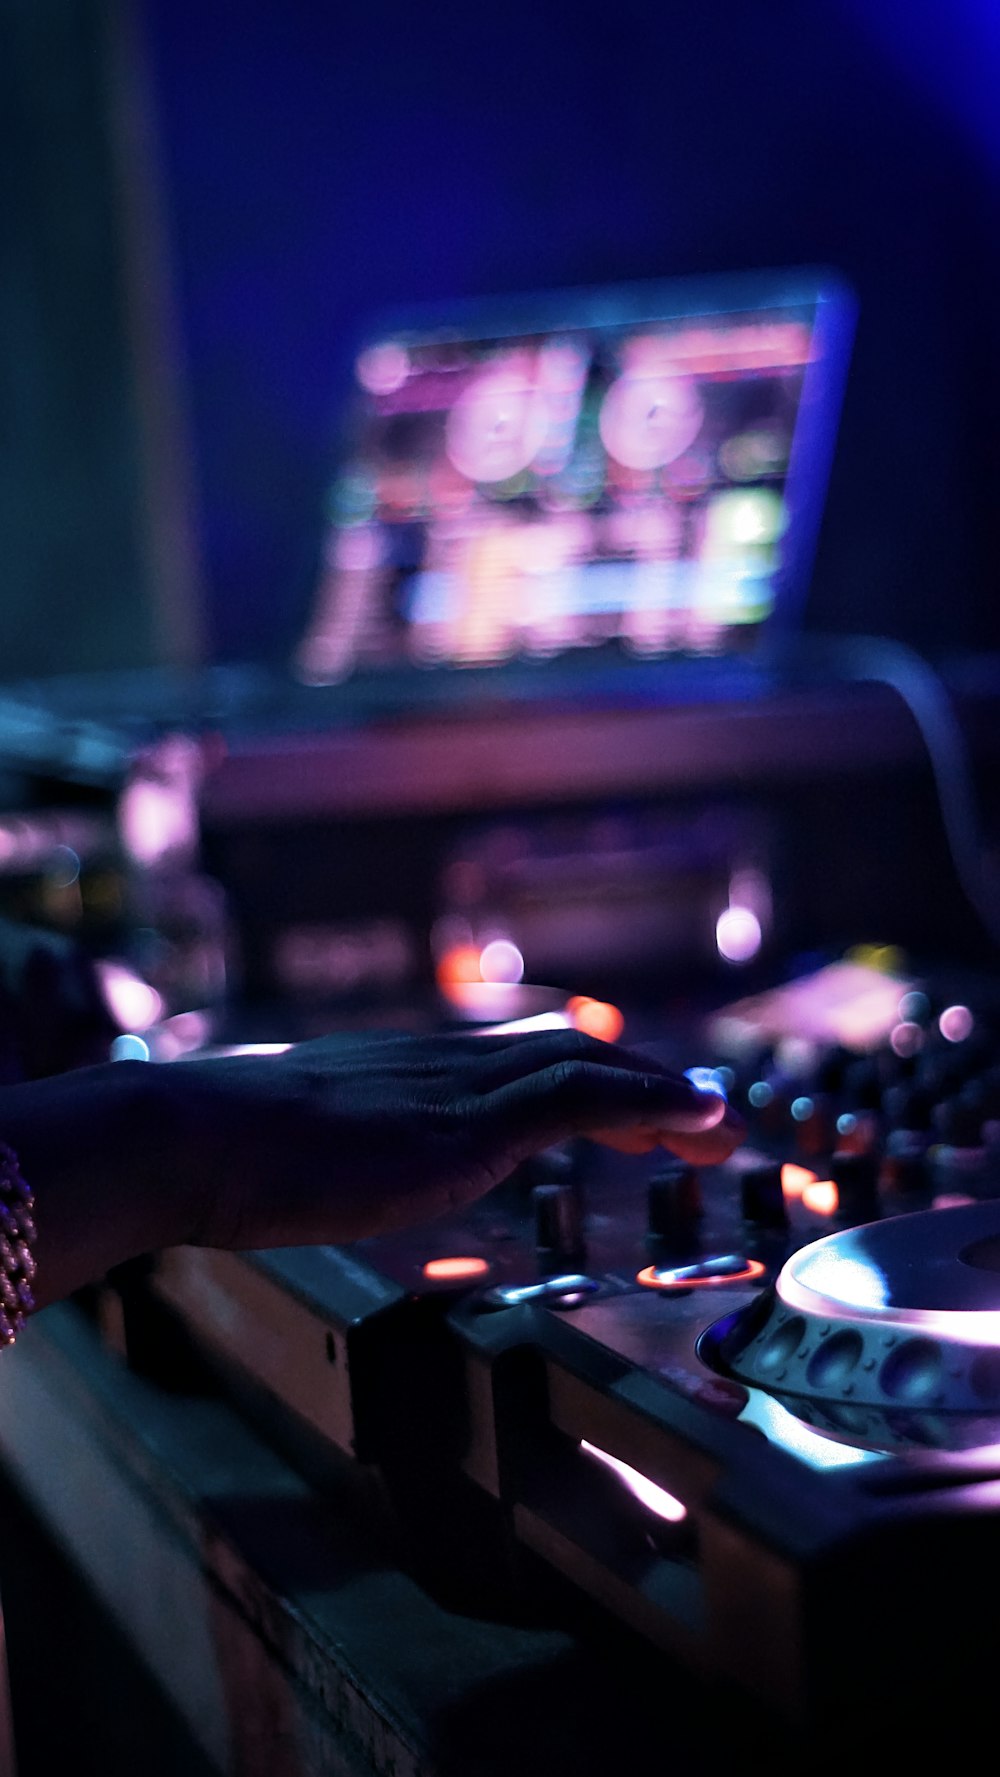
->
[436,945,484,988]
[801,1179,839,1216]
[422,1256,491,1283]
[568,996,626,1043]
[780,1163,817,1198]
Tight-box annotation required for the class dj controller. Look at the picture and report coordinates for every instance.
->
[119,957,1000,1737]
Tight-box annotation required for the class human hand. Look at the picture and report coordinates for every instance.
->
[164,1026,745,1252]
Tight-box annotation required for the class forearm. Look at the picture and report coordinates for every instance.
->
[0,1027,742,1316]
[0,1062,196,1310]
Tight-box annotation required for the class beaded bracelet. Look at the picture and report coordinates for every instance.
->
[0,1142,35,1345]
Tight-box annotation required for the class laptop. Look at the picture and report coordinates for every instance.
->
[294,265,856,719]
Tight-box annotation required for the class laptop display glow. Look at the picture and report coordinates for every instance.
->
[296,269,854,700]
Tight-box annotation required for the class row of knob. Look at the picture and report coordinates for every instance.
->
[731,1024,1000,1157]
[529,1138,970,1284]
[531,1157,768,1274]
[522,1011,1000,1278]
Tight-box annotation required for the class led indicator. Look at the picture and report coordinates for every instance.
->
[422,1256,491,1283]
[356,341,410,394]
[479,939,525,984]
[780,1163,817,1197]
[801,1180,839,1216]
[715,905,762,964]
[568,996,625,1043]
[436,945,484,989]
[899,991,930,1023]
[939,1004,973,1044]
[684,1065,733,1098]
[96,959,164,1033]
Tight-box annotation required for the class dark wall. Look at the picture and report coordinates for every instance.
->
[1,0,202,684]
[140,0,1000,670]
[7,1,994,679]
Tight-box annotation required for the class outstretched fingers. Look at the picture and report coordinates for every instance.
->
[491,1055,744,1165]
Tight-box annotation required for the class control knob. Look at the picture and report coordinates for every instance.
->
[830,1149,880,1222]
[646,1161,702,1256]
[739,1157,789,1231]
[533,1181,586,1274]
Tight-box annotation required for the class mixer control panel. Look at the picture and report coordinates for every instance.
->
[140,960,1000,1731]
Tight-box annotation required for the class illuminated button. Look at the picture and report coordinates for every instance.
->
[781,1158,820,1201]
[567,996,625,1042]
[801,1179,838,1216]
[481,1273,599,1309]
[422,1256,491,1283]
[899,990,930,1024]
[780,1163,817,1198]
[939,1004,973,1044]
[834,1108,879,1155]
[684,1065,730,1096]
[478,938,524,984]
[637,1254,765,1290]
[715,905,762,965]
[890,1020,924,1060]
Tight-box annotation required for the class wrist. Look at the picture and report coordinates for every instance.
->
[0,1060,201,1309]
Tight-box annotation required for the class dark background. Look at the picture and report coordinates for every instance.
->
[3,0,999,678]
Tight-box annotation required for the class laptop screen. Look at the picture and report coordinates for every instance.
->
[295,268,854,699]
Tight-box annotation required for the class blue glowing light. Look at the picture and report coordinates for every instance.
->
[684,1065,730,1098]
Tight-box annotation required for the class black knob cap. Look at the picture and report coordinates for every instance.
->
[882,1081,933,1133]
[978,1064,1000,1121]
[533,1182,586,1273]
[830,1150,880,1222]
[739,1158,789,1230]
[934,1093,983,1150]
[918,1047,972,1100]
[814,1045,853,1096]
[843,1057,883,1112]
[647,1163,702,1248]
[879,1136,931,1197]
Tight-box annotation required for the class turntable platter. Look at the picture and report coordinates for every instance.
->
[699,1202,1000,1450]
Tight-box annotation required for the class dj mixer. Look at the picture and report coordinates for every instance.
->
[128,958,1000,1736]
